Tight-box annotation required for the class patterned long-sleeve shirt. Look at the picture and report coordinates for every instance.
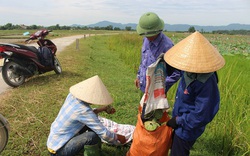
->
[137,32,180,93]
[47,93,118,152]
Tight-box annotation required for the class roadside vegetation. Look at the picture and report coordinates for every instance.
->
[0,31,249,156]
[0,29,121,40]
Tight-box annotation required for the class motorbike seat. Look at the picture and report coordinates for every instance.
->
[15,44,38,53]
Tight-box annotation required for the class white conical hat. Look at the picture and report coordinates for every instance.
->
[164,31,225,73]
[69,75,113,105]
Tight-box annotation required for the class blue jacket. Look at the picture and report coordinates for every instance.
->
[173,72,220,141]
[137,32,180,93]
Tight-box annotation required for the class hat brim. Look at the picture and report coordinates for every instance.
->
[136,19,164,37]
[164,31,225,73]
[69,75,113,105]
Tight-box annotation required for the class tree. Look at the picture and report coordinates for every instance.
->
[55,24,60,30]
[125,26,132,31]
[114,27,121,30]
[188,26,196,32]
[106,25,113,30]
[28,25,38,29]
[201,28,204,33]
[4,23,13,30]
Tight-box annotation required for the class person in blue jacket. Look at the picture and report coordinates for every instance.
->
[134,12,180,94]
[164,31,225,156]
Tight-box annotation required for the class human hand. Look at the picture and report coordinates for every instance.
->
[134,78,139,89]
[117,134,126,144]
[105,105,116,114]
[167,117,178,129]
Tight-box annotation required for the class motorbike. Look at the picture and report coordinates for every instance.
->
[0,29,62,87]
[0,113,9,153]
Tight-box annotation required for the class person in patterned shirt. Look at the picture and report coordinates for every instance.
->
[47,75,126,156]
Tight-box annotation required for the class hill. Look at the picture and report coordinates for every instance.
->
[73,21,250,32]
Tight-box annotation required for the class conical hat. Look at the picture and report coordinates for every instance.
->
[164,31,225,73]
[69,75,113,105]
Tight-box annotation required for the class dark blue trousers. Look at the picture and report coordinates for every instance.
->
[170,133,196,156]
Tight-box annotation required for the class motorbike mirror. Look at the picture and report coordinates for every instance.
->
[34,30,43,37]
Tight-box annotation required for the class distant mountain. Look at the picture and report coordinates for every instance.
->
[165,23,250,32]
[85,21,137,30]
[72,21,250,32]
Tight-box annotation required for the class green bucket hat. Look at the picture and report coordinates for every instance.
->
[136,12,164,37]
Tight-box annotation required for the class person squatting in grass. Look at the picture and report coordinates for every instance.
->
[47,75,126,156]
[164,31,225,156]
[134,12,181,94]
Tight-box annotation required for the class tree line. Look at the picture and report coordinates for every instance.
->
[187,26,250,35]
[0,23,133,31]
[212,29,250,35]
[1,23,249,35]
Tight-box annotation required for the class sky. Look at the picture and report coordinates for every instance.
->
[0,0,250,26]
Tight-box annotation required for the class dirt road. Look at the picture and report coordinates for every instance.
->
[0,34,88,94]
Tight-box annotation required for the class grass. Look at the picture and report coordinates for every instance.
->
[0,31,249,156]
[0,34,139,156]
[105,33,250,156]
[0,30,123,39]
[190,55,250,156]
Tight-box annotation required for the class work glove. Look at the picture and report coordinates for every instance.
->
[167,117,178,129]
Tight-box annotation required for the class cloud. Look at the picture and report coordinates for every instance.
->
[0,0,249,26]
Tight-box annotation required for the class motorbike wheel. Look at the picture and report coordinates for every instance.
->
[0,114,9,153]
[2,61,25,87]
[53,57,62,74]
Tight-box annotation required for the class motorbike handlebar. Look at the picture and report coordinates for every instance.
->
[25,38,31,43]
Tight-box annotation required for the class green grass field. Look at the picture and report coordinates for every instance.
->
[0,31,249,156]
